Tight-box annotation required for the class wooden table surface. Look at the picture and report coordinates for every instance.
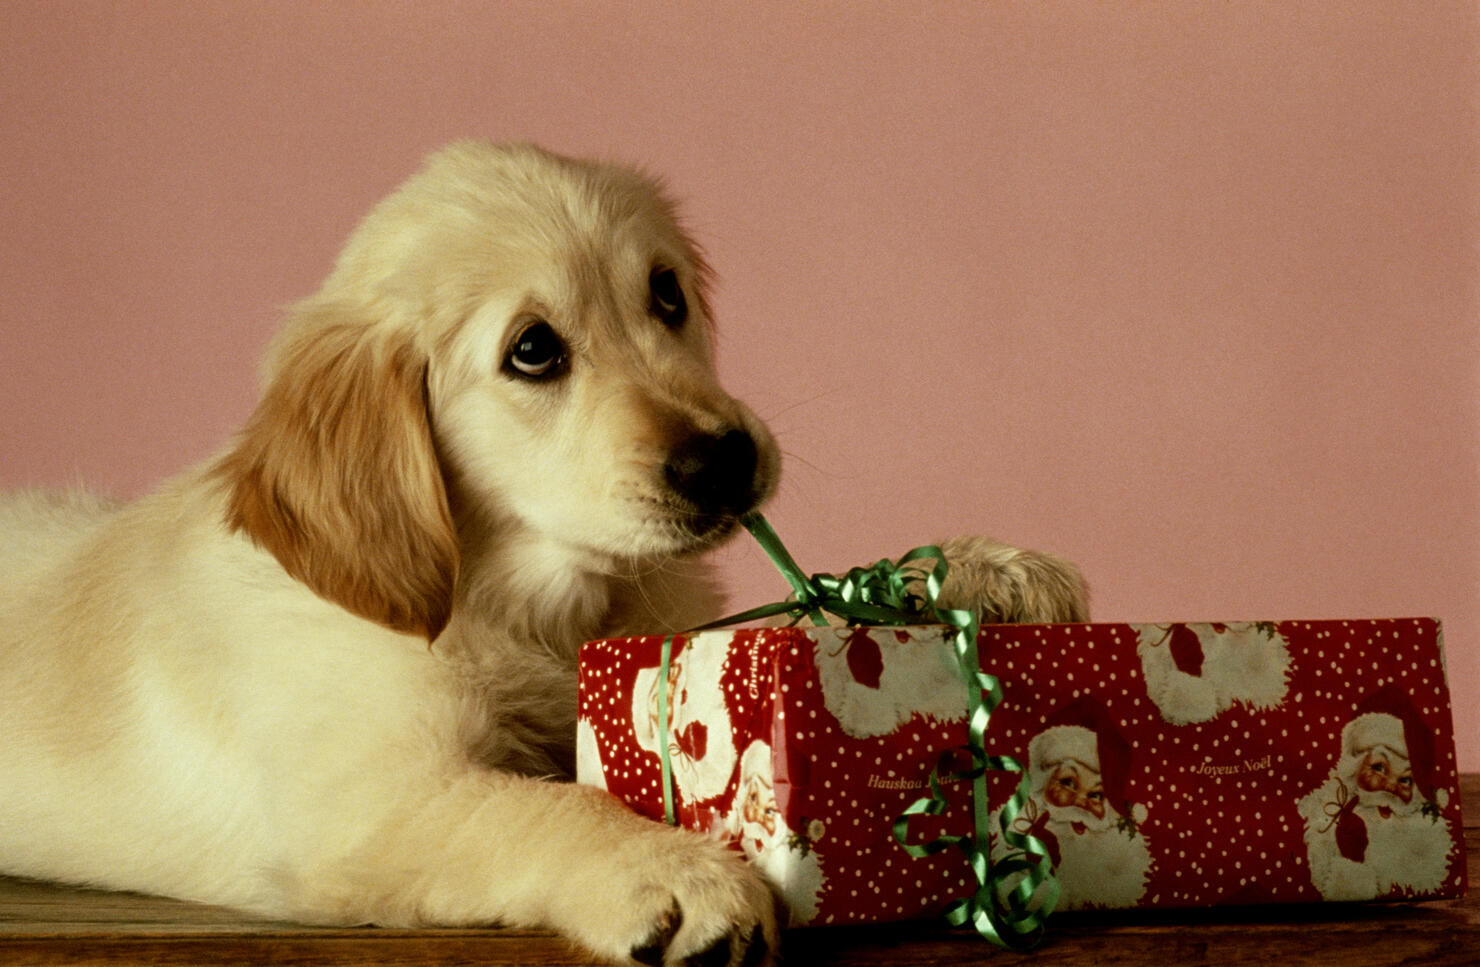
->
[1,775,1474,966]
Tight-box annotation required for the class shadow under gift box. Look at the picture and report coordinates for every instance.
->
[576,619,1467,926]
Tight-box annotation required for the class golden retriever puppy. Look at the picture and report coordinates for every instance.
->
[0,141,1087,966]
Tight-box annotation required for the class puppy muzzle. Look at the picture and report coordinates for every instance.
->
[664,428,763,520]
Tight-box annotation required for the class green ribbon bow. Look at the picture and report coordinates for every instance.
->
[656,513,1057,948]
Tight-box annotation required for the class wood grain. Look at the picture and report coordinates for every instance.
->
[1,776,1474,966]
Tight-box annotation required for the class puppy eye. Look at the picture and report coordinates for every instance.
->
[505,321,566,379]
[649,267,687,329]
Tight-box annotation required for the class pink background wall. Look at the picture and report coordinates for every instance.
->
[2,3,1476,769]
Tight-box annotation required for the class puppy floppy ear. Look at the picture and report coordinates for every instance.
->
[215,305,458,640]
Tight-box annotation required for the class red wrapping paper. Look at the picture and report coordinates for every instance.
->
[576,618,1466,925]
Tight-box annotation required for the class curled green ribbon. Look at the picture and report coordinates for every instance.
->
[656,512,1057,948]
[694,513,947,631]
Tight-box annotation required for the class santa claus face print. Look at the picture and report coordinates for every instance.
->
[629,642,737,804]
[644,657,684,742]
[724,739,826,924]
[730,741,784,857]
[1044,761,1107,820]
[1355,748,1414,806]
[1299,709,1455,901]
[742,773,778,838]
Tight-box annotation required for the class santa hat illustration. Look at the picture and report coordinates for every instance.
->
[1028,697,1136,817]
[1343,683,1443,806]
[1166,624,1205,677]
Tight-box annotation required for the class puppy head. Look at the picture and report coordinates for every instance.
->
[216,141,778,638]
[403,142,780,558]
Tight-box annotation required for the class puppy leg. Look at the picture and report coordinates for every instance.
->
[923,535,1089,623]
[286,772,776,967]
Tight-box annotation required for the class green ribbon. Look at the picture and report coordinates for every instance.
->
[656,513,1057,948]
[657,630,678,826]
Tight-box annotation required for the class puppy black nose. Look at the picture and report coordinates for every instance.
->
[664,429,760,517]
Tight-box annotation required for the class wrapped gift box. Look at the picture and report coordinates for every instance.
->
[576,619,1467,926]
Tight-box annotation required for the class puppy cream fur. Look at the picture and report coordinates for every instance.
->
[0,141,1087,966]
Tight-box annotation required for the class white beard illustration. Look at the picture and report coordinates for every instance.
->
[1136,623,1290,725]
[1040,799,1152,910]
[574,715,606,790]
[1299,750,1453,901]
[811,627,967,738]
[991,795,1152,911]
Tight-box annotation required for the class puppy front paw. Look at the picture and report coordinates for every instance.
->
[927,535,1089,624]
[629,898,771,967]
[576,822,778,967]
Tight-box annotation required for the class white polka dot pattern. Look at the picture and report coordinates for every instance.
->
[574,618,1466,925]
